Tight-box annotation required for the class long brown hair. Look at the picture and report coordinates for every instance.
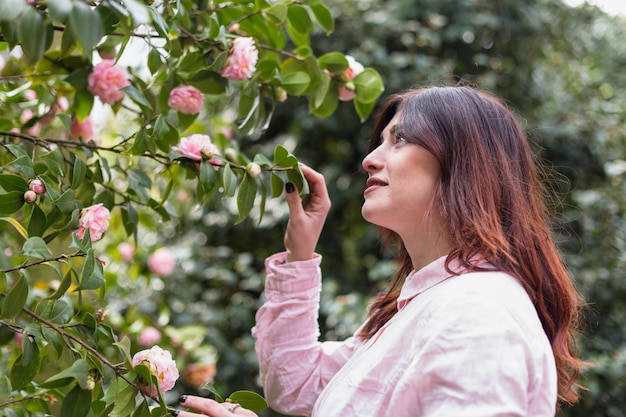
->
[360,86,585,404]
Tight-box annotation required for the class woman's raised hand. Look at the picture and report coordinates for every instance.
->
[283,164,332,262]
[172,396,258,417]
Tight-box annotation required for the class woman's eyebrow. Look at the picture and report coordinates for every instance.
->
[380,124,397,142]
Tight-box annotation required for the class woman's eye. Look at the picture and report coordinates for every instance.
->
[394,133,406,143]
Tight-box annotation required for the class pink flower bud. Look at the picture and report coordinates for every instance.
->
[224,148,238,162]
[87,60,130,105]
[246,162,262,178]
[23,190,37,204]
[117,242,135,261]
[138,326,162,346]
[168,85,203,114]
[29,179,46,195]
[219,37,258,81]
[274,87,288,103]
[148,247,176,277]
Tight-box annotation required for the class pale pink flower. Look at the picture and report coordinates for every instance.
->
[132,346,179,396]
[57,97,70,112]
[168,85,203,114]
[87,60,130,105]
[138,327,162,346]
[148,247,176,277]
[172,134,221,168]
[117,242,135,261]
[75,203,111,241]
[24,89,37,101]
[70,116,95,141]
[20,110,40,136]
[29,179,46,195]
[337,55,364,101]
[219,37,258,81]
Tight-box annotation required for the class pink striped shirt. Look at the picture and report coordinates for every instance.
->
[252,252,557,416]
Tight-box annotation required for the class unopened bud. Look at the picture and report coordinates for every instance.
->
[29,178,46,195]
[24,190,37,204]
[246,162,262,178]
[274,87,287,103]
[224,148,238,162]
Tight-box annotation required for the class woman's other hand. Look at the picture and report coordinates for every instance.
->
[284,164,331,262]
[173,395,258,417]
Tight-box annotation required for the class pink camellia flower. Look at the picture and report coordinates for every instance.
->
[70,116,95,141]
[219,37,258,81]
[168,85,203,114]
[138,326,162,346]
[29,179,46,195]
[75,203,111,242]
[337,55,365,101]
[20,110,40,136]
[148,247,176,277]
[172,134,221,167]
[87,60,130,105]
[132,346,179,396]
[117,242,135,261]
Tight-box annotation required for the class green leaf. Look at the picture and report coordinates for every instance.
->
[22,236,52,259]
[0,0,27,22]
[0,174,28,192]
[318,52,348,74]
[354,68,385,104]
[121,85,153,111]
[73,89,95,120]
[10,334,40,390]
[41,149,66,177]
[266,3,287,24]
[309,3,334,34]
[40,359,89,389]
[281,71,311,96]
[354,98,377,122]
[34,299,73,324]
[200,161,217,194]
[270,172,285,198]
[201,383,224,402]
[27,203,47,237]
[78,250,105,290]
[236,174,257,224]
[222,164,237,198]
[54,189,79,214]
[60,385,92,417]
[71,157,87,190]
[17,7,51,64]
[69,1,103,54]
[49,269,73,300]
[286,5,313,34]
[228,390,268,413]
[0,191,24,216]
[1,275,29,319]
[48,0,73,22]
[8,155,35,178]
[0,217,28,239]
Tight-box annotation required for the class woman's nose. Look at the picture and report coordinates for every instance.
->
[362,147,382,173]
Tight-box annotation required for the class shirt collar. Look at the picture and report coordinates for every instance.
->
[397,255,463,310]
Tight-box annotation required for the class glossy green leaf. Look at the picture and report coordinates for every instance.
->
[10,334,40,390]
[309,3,334,34]
[281,71,311,96]
[78,250,105,290]
[71,158,87,190]
[27,204,47,237]
[48,269,73,300]
[54,189,79,214]
[236,174,257,224]
[22,237,52,259]
[0,191,24,216]
[34,299,73,325]
[318,52,348,74]
[286,5,313,34]
[354,68,385,104]
[0,217,28,240]
[267,3,287,24]
[222,164,237,198]
[60,385,92,417]
[69,1,103,54]
[354,97,377,122]
[1,275,29,318]
[8,155,35,178]
[0,174,28,193]
[200,161,217,194]
[48,0,73,22]
[0,0,27,22]
[17,7,50,64]
[228,390,268,413]
[40,359,89,389]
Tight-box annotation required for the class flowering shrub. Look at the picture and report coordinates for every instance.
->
[0,0,383,415]
[132,346,180,396]
[87,60,130,104]
[168,85,204,114]
[220,37,259,81]
[75,203,111,241]
[338,56,365,101]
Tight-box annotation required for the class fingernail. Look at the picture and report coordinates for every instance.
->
[285,182,295,193]
[171,411,180,417]
[179,395,187,403]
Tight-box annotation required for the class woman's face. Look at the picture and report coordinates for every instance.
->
[361,113,442,238]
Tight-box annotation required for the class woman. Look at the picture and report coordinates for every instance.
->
[174,86,585,416]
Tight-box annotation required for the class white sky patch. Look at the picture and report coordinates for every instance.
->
[562,0,626,15]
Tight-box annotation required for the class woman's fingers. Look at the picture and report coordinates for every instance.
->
[173,396,258,417]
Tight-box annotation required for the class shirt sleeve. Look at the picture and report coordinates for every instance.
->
[251,252,359,416]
